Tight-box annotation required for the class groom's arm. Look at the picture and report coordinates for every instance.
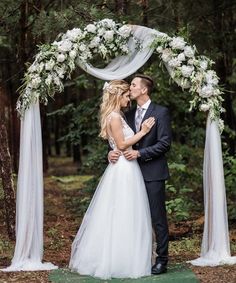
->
[138,108,171,160]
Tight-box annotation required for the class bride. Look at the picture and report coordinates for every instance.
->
[69,80,155,279]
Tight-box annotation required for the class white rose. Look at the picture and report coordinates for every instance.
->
[30,76,41,88]
[177,52,186,62]
[169,37,186,50]
[100,19,116,28]
[184,46,195,58]
[199,60,208,70]
[121,44,129,53]
[205,70,219,85]
[45,59,55,71]
[79,44,87,52]
[89,36,101,48]
[86,24,97,33]
[156,46,163,53]
[199,85,214,97]
[65,28,82,41]
[161,48,173,63]
[188,59,194,65]
[200,103,210,112]
[57,53,66,62]
[98,28,105,36]
[118,25,131,38]
[181,65,194,77]
[103,30,114,42]
[69,50,77,59]
[57,40,72,53]
[168,58,181,68]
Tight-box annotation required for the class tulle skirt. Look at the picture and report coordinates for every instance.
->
[69,156,152,279]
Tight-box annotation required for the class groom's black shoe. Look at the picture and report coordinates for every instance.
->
[151,263,167,275]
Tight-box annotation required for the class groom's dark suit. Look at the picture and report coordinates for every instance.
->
[125,102,171,265]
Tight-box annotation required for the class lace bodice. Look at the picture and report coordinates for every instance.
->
[107,112,134,150]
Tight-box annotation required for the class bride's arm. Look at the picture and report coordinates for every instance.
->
[109,115,154,151]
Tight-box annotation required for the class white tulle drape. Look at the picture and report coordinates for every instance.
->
[1,102,57,271]
[188,116,236,266]
[2,25,235,272]
[77,25,165,80]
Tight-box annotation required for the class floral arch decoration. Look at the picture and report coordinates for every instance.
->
[4,19,235,272]
[18,19,224,130]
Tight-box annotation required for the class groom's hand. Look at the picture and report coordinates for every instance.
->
[108,150,122,163]
[123,150,140,160]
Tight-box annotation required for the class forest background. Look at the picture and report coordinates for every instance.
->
[0,1,235,282]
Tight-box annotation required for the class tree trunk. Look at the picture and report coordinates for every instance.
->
[213,0,236,154]
[0,119,16,240]
[140,0,148,26]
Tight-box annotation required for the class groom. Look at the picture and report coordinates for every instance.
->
[109,74,171,275]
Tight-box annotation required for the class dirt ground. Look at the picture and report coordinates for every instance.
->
[0,158,235,283]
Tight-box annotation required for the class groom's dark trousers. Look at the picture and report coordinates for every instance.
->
[125,102,171,265]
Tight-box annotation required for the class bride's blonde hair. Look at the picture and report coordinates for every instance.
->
[99,80,130,139]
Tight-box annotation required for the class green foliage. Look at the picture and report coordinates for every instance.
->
[223,151,236,220]
[165,143,204,222]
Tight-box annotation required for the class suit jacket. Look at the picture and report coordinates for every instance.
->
[125,102,171,181]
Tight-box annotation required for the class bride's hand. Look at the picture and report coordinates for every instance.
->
[140,117,155,134]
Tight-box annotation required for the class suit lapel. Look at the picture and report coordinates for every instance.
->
[141,102,155,123]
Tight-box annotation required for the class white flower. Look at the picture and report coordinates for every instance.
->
[57,40,72,52]
[184,46,195,58]
[199,85,214,97]
[177,53,186,62]
[45,75,52,86]
[188,59,194,65]
[100,19,116,28]
[121,44,129,53]
[57,53,66,62]
[86,24,97,33]
[156,46,163,53]
[200,103,210,112]
[168,58,181,68]
[28,63,38,73]
[89,36,101,48]
[103,30,114,42]
[199,60,208,70]
[118,25,131,38]
[161,48,173,63]
[79,44,87,52]
[98,28,106,36]
[30,75,41,88]
[69,50,77,59]
[45,59,55,71]
[181,65,194,77]
[169,37,186,50]
[65,28,82,41]
[205,70,219,85]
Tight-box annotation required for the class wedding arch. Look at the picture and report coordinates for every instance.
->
[3,19,236,271]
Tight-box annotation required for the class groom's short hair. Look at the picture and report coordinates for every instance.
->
[134,74,154,95]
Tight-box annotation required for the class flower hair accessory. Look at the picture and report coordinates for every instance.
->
[103,82,110,90]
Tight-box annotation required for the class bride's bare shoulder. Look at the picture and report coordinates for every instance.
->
[106,111,122,123]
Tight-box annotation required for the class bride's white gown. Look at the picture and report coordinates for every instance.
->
[69,112,152,279]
